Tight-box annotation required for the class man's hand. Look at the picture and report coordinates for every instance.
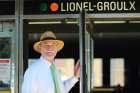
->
[74,59,80,78]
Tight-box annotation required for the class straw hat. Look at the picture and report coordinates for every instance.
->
[33,31,64,53]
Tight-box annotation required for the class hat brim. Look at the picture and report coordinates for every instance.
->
[33,40,64,53]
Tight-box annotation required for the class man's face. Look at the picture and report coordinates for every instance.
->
[40,40,58,61]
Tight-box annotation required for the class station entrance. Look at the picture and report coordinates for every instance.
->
[0,0,140,93]
[23,13,94,93]
[1,17,140,93]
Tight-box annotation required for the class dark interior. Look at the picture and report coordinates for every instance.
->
[23,19,140,93]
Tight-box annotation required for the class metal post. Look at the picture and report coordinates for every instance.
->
[90,38,94,92]
[79,10,87,93]
[88,20,94,93]
[15,0,24,93]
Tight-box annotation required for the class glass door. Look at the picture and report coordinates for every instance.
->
[0,22,15,93]
[79,11,94,93]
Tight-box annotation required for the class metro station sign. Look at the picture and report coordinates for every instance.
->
[24,0,139,14]
[54,1,135,12]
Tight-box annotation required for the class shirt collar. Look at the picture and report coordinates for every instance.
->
[40,56,54,67]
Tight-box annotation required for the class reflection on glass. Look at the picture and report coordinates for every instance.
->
[110,58,125,87]
[0,38,11,58]
[92,58,103,87]
[0,38,11,88]
[0,59,10,88]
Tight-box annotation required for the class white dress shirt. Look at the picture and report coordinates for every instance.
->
[21,56,78,93]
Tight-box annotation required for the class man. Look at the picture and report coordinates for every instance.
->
[21,31,80,93]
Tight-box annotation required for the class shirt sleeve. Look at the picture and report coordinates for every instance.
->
[63,76,79,93]
[21,68,38,93]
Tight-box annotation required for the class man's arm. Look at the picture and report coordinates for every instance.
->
[63,60,80,93]
[63,76,79,93]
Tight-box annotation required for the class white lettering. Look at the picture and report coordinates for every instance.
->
[83,2,89,11]
[104,2,109,11]
[124,2,129,10]
[129,1,136,10]
[110,2,116,11]
[60,1,136,12]
[97,2,103,11]
[76,2,82,11]
[69,2,75,11]
[117,1,123,11]
[61,3,66,11]
[89,2,94,11]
